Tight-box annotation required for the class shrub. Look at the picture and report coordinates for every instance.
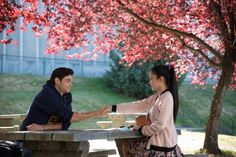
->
[104,50,186,99]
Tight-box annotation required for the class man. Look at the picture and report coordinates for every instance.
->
[20,67,106,131]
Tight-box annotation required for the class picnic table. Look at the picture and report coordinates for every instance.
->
[0,113,181,157]
[0,128,143,157]
[96,112,181,156]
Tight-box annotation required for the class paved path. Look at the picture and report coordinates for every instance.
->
[89,130,236,157]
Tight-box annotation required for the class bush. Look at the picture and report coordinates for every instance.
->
[104,50,184,99]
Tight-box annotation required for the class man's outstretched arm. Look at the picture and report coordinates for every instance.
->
[26,123,62,131]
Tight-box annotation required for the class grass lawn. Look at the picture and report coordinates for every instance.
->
[0,74,236,130]
[0,74,236,129]
[178,82,236,134]
[0,73,235,131]
[0,73,235,156]
[0,73,135,129]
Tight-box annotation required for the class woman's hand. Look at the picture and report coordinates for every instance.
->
[135,115,147,127]
[131,125,140,131]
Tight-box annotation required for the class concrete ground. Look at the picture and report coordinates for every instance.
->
[89,130,236,157]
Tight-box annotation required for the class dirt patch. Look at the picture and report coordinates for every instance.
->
[178,130,236,154]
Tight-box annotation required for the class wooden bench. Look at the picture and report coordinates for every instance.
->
[0,114,26,126]
[0,125,19,132]
[88,149,116,157]
[0,114,26,132]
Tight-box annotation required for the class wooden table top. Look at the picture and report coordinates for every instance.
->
[0,128,142,142]
[108,113,147,117]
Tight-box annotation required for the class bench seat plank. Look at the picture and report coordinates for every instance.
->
[88,149,116,157]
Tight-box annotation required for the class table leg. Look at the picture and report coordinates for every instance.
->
[24,140,89,157]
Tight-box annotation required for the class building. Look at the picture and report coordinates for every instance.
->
[0,22,111,77]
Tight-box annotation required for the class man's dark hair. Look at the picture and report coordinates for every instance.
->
[50,67,74,85]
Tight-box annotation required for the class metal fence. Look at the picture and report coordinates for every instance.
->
[179,105,235,135]
[0,54,112,77]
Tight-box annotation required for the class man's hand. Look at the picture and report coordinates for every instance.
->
[98,106,111,117]
[26,123,44,131]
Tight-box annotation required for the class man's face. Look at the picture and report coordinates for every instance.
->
[55,75,73,95]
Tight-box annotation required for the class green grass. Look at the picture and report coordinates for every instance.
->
[0,73,236,155]
[0,73,235,131]
[68,77,135,128]
[0,73,135,129]
[177,82,236,134]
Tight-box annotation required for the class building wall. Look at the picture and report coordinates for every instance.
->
[0,21,111,77]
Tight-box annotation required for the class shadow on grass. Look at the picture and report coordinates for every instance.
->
[195,149,236,157]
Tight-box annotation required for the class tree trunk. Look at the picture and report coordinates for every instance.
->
[203,56,234,154]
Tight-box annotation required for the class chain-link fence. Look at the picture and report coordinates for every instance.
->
[0,54,111,77]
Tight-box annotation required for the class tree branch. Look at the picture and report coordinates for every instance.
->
[176,35,221,68]
[228,8,235,48]
[210,0,229,35]
[210,1,234,49]
[115,0,223,63]
[185,45,221,68]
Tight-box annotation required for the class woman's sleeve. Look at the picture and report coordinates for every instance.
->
[141,93,173,136]
[116,93,157,113]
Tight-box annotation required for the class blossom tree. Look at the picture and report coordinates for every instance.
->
[1,0,236,154]
[0,0,20,44]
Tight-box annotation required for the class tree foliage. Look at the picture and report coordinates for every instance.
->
[1,0,235,87]
[0,0,20,44]
[1,0,236,154]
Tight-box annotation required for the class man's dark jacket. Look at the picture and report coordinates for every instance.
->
[20,81,73,131]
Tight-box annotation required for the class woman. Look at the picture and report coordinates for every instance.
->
[106,64,183,157]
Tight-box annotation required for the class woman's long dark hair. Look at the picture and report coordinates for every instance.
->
[151,64,179,122]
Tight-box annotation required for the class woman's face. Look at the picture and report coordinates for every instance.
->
[149,71,161,92]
